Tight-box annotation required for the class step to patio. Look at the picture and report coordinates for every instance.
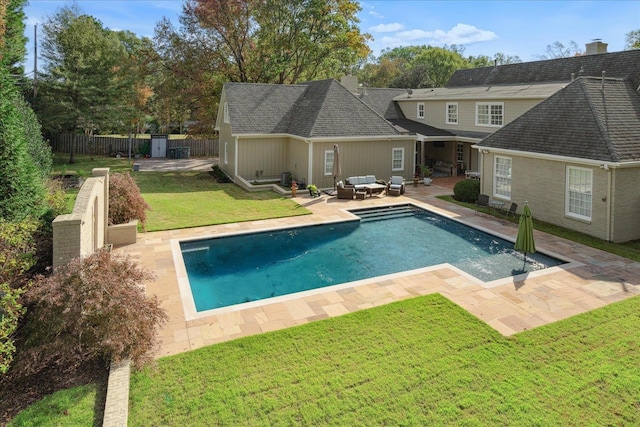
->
[352,204,417,222]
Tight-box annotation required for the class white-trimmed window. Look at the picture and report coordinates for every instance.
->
[566,166,592,220]
[224,142,228,164]
[324,150,334,176]
[392,147,404,171]
[493,155,511,199]
[223,102,229,123]
[446,102,458,124]
[417,103,425,119]
[476,102,503,127]
[457,142,464,164]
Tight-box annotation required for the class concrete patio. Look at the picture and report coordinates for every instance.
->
[116,179,640,359]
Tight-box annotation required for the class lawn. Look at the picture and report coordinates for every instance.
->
[12,294,640,425]
[52,154,310,231]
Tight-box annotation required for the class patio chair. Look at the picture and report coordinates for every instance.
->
[475,194,489,215]
[336,184,355,200]
[388,176,405,196]
[504,202,518,219]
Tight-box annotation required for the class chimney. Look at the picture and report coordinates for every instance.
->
[340,75,358,93]
[585,39,608,55]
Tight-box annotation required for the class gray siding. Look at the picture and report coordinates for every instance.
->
[398,98,545,134]
[237,137,287,181]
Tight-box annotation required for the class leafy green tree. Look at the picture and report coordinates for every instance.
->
[35,5,137,162]
[0,70,46,221]
[153,0,370,134]
[625,30,640,49]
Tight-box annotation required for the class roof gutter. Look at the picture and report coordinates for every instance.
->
[471,146,640,169]
[231,133,412,142]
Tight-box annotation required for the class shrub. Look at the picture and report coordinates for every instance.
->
[453,179,481,203]
[18,250,167,375]
[108,172,151,230]
[0,69,46,221]
[0,219,39,374]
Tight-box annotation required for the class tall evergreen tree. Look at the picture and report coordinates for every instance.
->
[36,6,135,162]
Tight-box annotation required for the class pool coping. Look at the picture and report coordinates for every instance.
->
[171,200,583,322]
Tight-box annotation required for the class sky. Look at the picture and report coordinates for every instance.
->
[22,0,640,75]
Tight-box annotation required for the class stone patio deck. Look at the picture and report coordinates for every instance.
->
[116,181,640,359]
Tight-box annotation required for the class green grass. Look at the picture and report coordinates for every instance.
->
[134,172,308,231]
[121,294,638,425]
[7,383,103,427]
[439,195,640,262]
[51,154,310,231]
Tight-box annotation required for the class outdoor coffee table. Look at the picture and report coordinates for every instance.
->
[364,183,387,197]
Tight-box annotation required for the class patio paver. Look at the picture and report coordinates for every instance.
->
[116,181,640,358]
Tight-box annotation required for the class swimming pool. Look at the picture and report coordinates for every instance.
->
[180,204,565,312]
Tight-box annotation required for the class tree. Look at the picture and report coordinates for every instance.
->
[0,70,46,221]
[625,30,640,49]
[540,40,582,59]
[0,0,27,77]
[35,6,137,162]
[108,173,151,231]
[152,0,370,134]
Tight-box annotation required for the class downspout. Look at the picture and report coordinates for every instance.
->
[606,167,613,241]
[307,140,313,186]
[234,136,239,181]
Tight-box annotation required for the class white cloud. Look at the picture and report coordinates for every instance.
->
[369,10,384,19]
[394,23,497,45]
[369,22,405,33]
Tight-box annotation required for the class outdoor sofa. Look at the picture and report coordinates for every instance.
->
[345,175,387,196]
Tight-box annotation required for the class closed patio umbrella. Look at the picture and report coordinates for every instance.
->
[514,201,535,263]
[332,144,341,191]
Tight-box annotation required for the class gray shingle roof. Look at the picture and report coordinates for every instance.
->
[357,87,407,120]
[446,50,640,89]
[477,77,640,162]
[223,80,401,138]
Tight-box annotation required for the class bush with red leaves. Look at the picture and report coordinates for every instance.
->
[108,173,151,231]
[16,250,167,376]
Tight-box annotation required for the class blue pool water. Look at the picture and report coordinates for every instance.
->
[181,205,564,311]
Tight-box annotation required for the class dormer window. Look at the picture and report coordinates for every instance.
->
[417,102,425,119]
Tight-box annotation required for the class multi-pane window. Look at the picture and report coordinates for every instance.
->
[457,142,464,164]
[494,156,511,198]
[446,102,458,124]
[324,150,334,176]
[566,167,592,220]
[417,103,425,119]
[392,147,404,171]
[476,102,503,127]
[223,102,229,123]
[224,142,228,164]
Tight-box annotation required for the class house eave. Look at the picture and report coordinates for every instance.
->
[472,146,640,168]
[231,133,412,142]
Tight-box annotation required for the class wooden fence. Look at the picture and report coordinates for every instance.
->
[50,134,219,158]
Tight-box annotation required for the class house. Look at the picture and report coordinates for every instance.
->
[389,42,640,179]
[214,79,416,191]
[475,74,640,243]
